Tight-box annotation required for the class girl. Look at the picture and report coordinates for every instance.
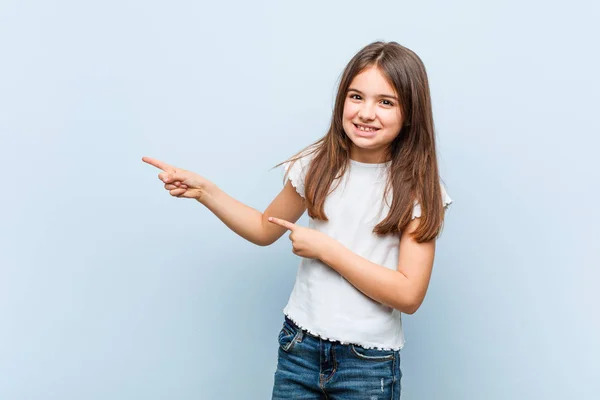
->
[143,41,452,399]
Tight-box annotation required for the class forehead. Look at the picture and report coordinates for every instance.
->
[349,65,396,95]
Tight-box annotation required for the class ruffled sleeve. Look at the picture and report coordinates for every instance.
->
[411,182,453,220]
[282,151,314,199]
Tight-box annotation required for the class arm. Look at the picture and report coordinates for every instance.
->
[201,180,307,246]
[267,215,436,314]
[319,217,435,314]
[142,156,307,247]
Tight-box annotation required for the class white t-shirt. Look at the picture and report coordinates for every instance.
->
[281,151,452,350]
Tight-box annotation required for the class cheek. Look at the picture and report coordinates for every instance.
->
[343,101,359,120]
[380,109,403,129]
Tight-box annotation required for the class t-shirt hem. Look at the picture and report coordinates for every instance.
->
[283,311,405,351]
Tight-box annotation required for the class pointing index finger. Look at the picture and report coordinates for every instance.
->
[268,217,296,231]
[142,156,176,172]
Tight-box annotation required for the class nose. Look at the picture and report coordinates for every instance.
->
[358,101,376,121]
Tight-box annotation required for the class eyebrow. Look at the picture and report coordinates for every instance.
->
[348,88,398,102]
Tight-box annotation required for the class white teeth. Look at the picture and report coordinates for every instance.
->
[357,125,377,132]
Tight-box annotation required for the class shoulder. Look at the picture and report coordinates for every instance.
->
[282,146,319,199]
[411,181,453,220]
[283,147,317,172]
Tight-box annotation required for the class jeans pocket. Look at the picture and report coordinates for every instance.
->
[350,344,395,361]
[278,318,301,352]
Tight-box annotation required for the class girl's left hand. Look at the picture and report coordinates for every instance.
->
[268,217,332,260]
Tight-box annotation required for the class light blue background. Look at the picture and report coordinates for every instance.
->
[1,0,598,399]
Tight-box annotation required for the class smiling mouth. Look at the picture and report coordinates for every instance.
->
[354,123,380,133]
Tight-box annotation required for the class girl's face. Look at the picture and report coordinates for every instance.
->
[342,65,404,163]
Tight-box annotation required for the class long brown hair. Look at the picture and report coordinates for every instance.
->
[279,41,447,243]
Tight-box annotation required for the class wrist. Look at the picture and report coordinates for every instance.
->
[317,236,337,263]
[196,182,218,204]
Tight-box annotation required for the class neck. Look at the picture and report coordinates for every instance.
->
[350,147,389,164]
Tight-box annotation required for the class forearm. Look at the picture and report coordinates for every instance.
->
[198,184,270,246]
[320,240,418,314]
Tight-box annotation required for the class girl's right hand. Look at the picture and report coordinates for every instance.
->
[142,156,215,200]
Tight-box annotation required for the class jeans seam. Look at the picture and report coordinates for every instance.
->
[320,345,337,383]
[391,352,395,399]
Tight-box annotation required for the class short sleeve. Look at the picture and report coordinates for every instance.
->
[411,182,453,220]
[282,152,314,199]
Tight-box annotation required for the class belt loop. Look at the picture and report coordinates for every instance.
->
[297,328,304,342]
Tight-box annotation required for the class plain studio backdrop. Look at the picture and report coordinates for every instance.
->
[1,0,598,399]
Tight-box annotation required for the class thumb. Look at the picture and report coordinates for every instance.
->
[160,171,186,183]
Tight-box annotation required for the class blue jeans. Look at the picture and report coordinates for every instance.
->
[272,316,402,399]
